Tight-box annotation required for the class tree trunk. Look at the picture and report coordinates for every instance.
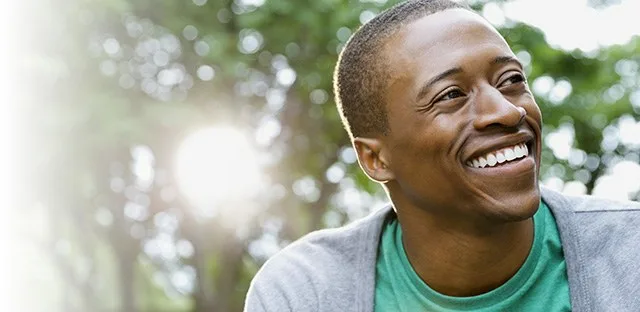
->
[118,251,137,312]
[191,234,216,312]
[211,237,245,312]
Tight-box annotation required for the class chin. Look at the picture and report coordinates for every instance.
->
[485,186,541,222]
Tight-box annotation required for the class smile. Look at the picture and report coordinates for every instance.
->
[466,143,529,169]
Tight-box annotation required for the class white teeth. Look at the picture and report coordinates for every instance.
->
[468,143,529,169]
[514,145,523,157]
[479,157,487,168]
[504,148,516,161]
[487,154,497,166]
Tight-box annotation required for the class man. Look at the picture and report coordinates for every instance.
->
[244,0,640,311]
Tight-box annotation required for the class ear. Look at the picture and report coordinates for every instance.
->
[353,137,394,183]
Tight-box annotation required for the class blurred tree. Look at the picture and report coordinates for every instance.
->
[21,0,640,311]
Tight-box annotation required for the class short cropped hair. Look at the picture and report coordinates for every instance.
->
[333,0,469,140]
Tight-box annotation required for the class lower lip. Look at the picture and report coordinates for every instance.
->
[465,155,536,176]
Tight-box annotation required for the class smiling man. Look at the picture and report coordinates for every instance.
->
[244,1,640,311]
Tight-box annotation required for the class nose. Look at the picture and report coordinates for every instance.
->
[472,86,526,130]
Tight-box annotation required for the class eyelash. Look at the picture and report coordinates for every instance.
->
[435,89,465,102]
[501,73,526,86]
[433,73,526,103]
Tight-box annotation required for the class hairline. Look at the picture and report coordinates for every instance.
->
[335,1,471,141]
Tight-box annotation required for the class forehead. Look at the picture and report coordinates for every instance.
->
[384,9,514,82]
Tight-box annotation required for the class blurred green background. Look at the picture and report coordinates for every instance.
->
[10,0,640,311]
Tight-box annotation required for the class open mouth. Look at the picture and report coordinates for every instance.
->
[465,141,532,169]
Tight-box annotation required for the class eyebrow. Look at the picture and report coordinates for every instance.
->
[491,55,524,70]
[415,56,524,102]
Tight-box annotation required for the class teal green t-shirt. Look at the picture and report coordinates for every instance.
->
[374,201,571,311]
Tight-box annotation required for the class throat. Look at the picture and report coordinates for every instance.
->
[400,217,534,297]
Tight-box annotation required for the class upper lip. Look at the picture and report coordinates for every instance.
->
[463,131,534,163]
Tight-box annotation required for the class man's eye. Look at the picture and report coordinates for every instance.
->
[436,89,464,102]
[500,73,526,87]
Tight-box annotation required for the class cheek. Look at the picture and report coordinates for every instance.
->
[393,121,461,172]
[525,103,541,122]
[386,106,468,175]
[518,95,542,125]
[431,112,469,136]
[426,112,472,158]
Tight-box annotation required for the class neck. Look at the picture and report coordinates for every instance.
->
[396,205,534,297]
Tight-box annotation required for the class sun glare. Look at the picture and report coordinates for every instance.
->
[175,126,264,216]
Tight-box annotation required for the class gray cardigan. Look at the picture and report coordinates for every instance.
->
[244,187,640,312]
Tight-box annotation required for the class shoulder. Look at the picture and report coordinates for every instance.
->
[541,185,640,238]
[541,185,640,213]
[244,205,392,312]
[541,187,640,310]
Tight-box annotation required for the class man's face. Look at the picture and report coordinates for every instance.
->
[380,9,543,222]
